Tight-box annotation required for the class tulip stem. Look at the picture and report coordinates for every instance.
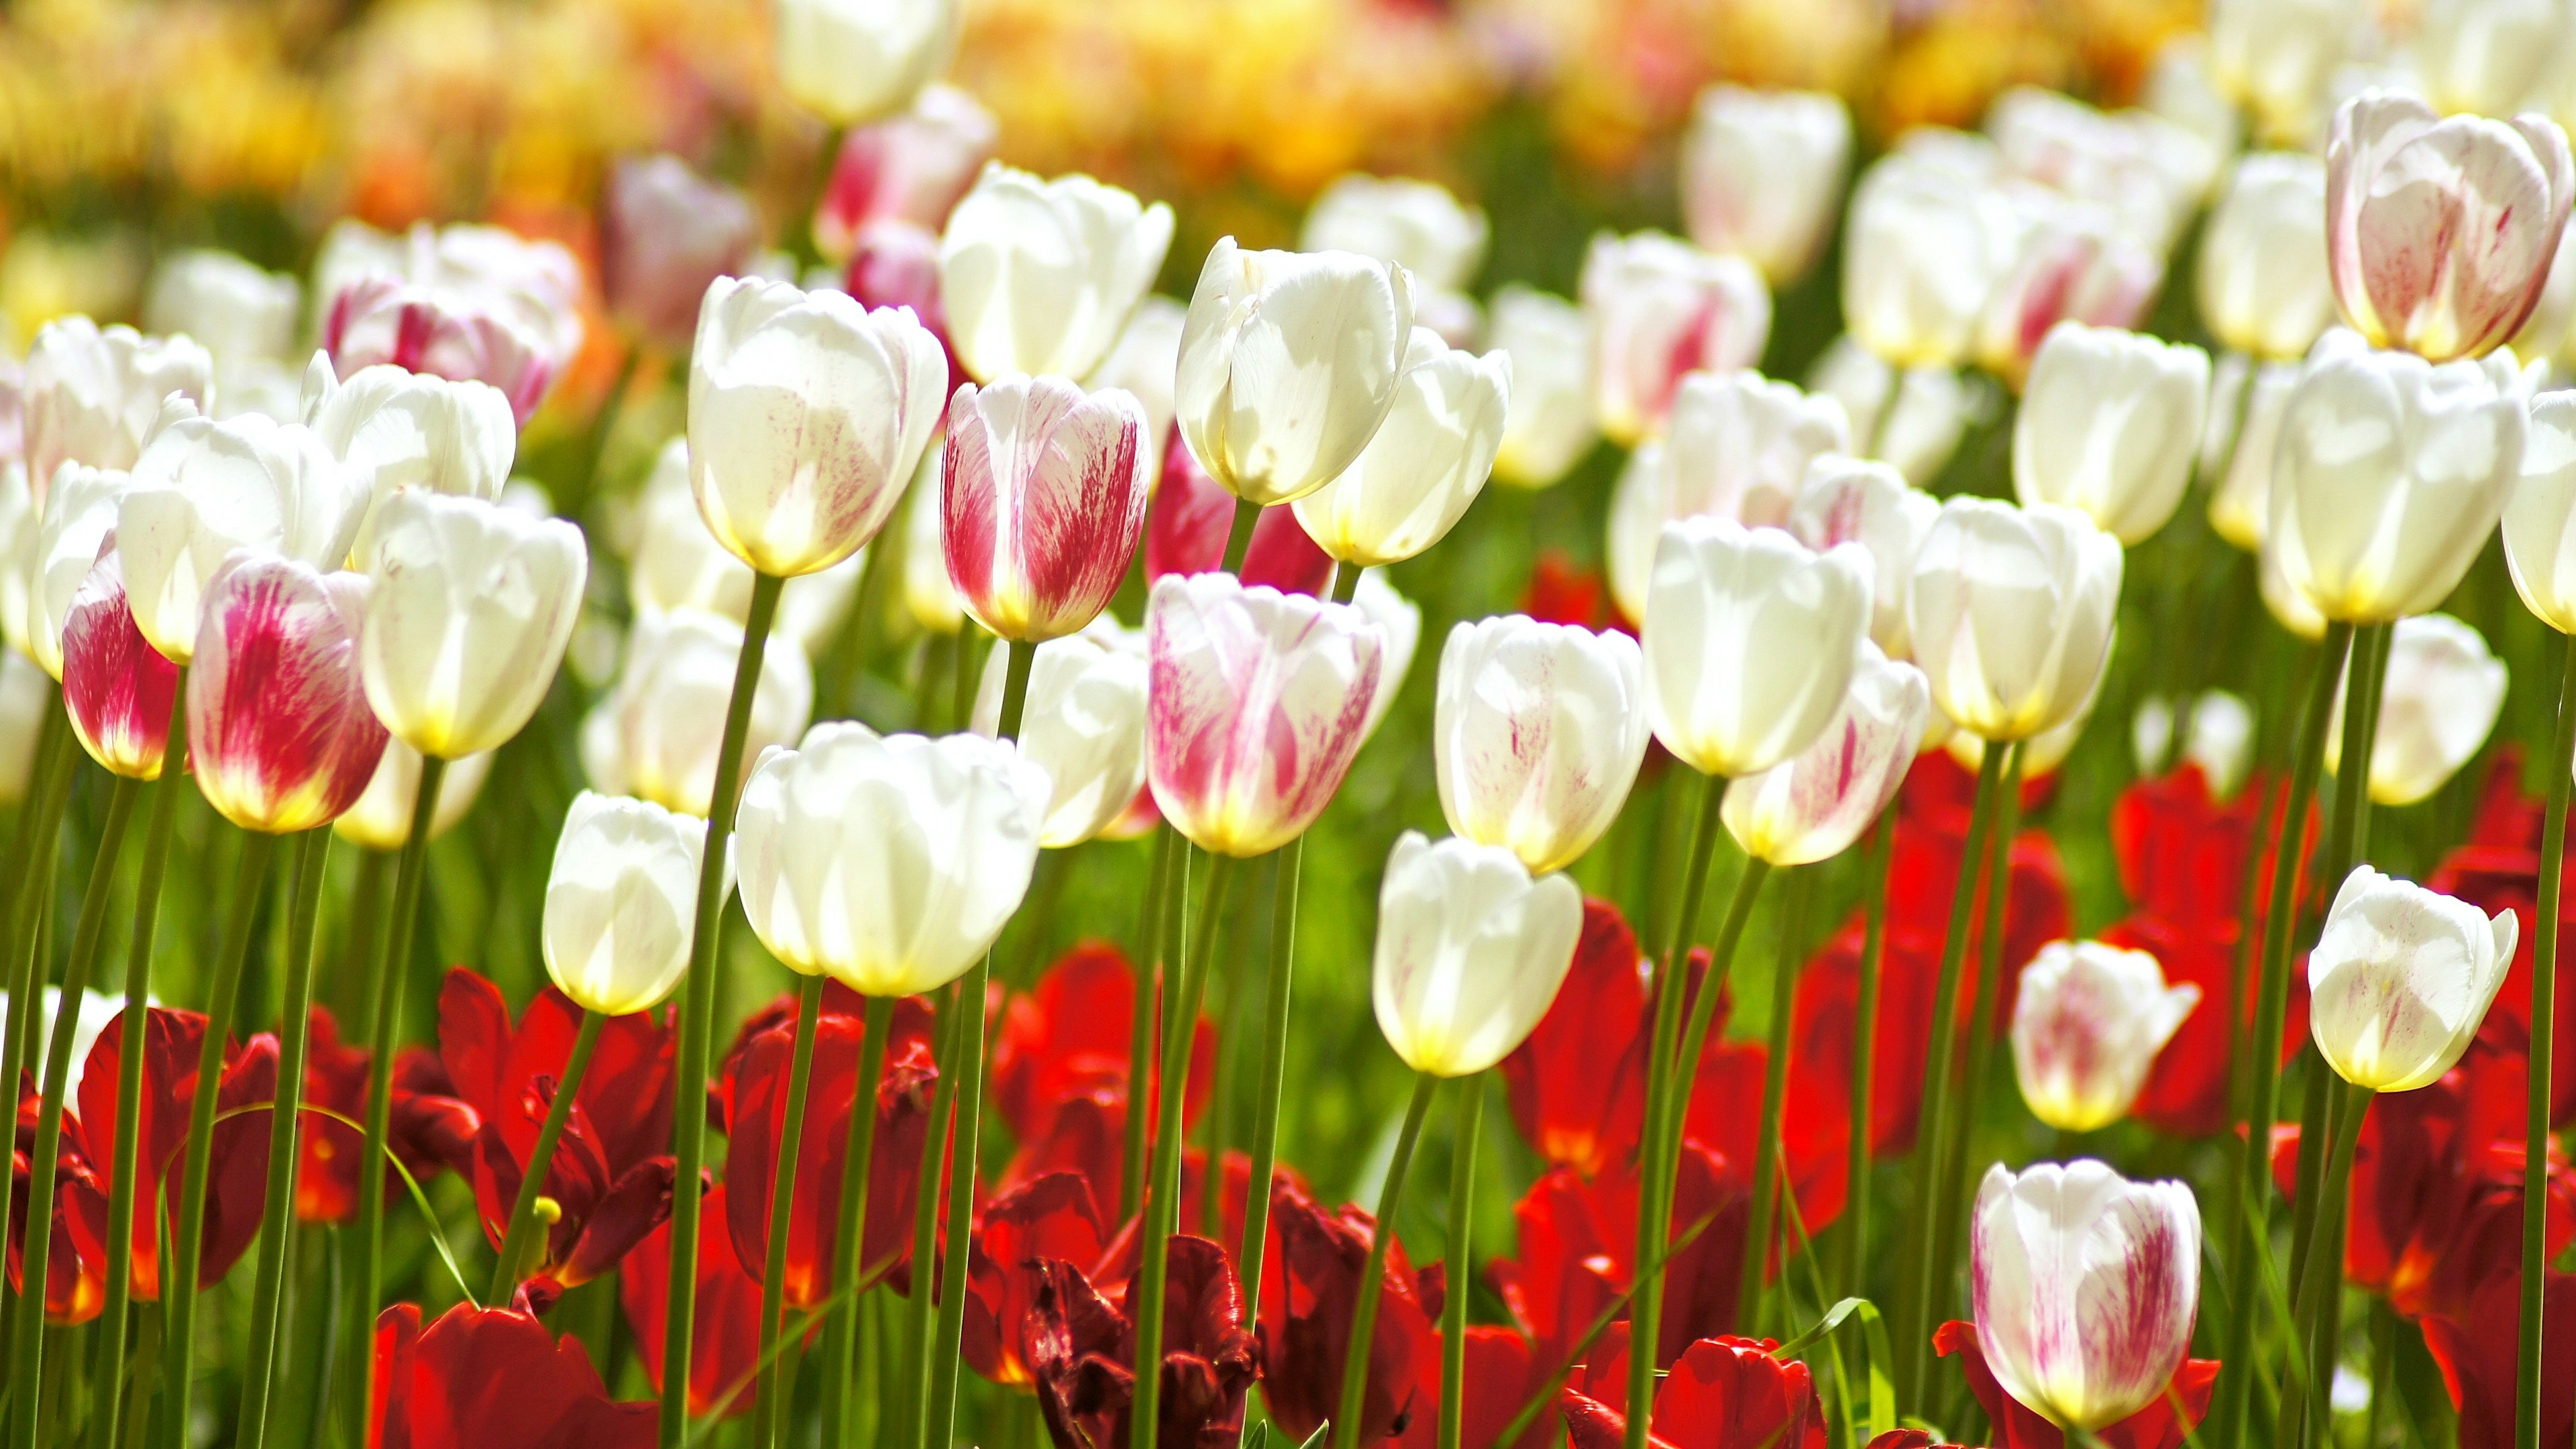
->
[5,771,140,1449]
[2523,626,2576,1449]
[237,826,335,1449]
[1841,808,1895,1301]
[926,949,994,1449]
[1330,565,1363,606]
[818,992,893,1449]
[2286,1078,2369,1449]
[488,1008,607,1301]
[661,568,785,1449]
[0,704,72,1344]
[1438,1073,1483,1449]
[90,678,188,1449]
[1333,1070,1438,1449]
[1122,825,1178,1225]
[755,977,824,1449]
[898,987,963,1449]
[1221,499,1261,576]
[1741,865,1811,1333]
[2215,619,2352,1449]
[162,825,281,1449]
[1235,835,1303,1326]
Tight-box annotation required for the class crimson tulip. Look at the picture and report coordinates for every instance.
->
[9,1079,103,1323]
[1257,1179,1440,1445]
[1556,1332,1829,1449]
[1517,552,1622,635]
[1143,431,1334,597]
[619,1182,763,1419]
[1389,1324,1555,1449]
[1932,1320,2218,1449]
[991,942,1214,1189]
[2428,751,2576,1125]
[943,373,1152,643]
[1489,1140,1746,1373]
[373,1295,657,1448]
[2422,1269,2576,1449]
[963,1171,1111,1385]
[1026,1232,1258,1449]
[295,1006,478,1224]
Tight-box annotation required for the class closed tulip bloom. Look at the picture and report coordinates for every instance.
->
[814,85,998,260]
[1642,517,1874,778]
[1146,572,1385,858]
[1970,1161,2202,1430]
[2012,323,2210,545]
[2009,942,2202,1134]
[360,492,588,759]
[1175,239,1415,506]
[1988,88,2217,252]
[580,609,815,818]
[301,357,515,559]
[735,722,1049,995]
[629,440,867,655]
[186,552,388,833]
[2324,613,2507,806]
[1910,498,2124,743]
[2506,392,2576,630]
[21,317,213,504]
[1299,175,1488,296]
[971,623,1150,848]
[543,792,714,1016]
[2418,0,2571,133]
[1291,330,1509,568]
[1722,640,1930,865]
[319,221,585,425]
[689,276,947,578]
[1844,152,2018,370]
[2327,91,2575,362]
[1809,336,1973,486]
[144,252,299,369]
[2267,332,2528,624]
[1786,455,1941,657]
[1371,831,1582,1078]
[333,741,494,851]
[774,0,959,127]
[2212,0,2362,146]
[2309,865,2516,1091]
[59,549,178,780]
[943,374,1151,641]
[601,156,762,353]
[2198,154,2336,361]
[1434,614,1650,875]
[1580,231,1770,445]
[1681,86,1852,284]
[2203,357,2298,551]
[938,165,1173,384]
[1486,286,1595,488]
[1947,667,2102,780]
[1975,190,2165,383]
[25,464,133,680]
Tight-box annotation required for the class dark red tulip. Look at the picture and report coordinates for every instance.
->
[1933,1320,2218,1449]
[619,1182,763,1419]
[59,545,179,781]
[374,1295,657,1448]
[1556,1332,1828,1449]
[9,1077,104,1323]
[1027,1233,1259,1449]
[1864,1436,1939,1449]
[1518,551,1622,635]
[993,941,1214,1153]
[2422,1269,2576,1449]
[1256,1179,1440,1445]
[963,1171,1112,1385]
[1491,1141,1746,1374]
[2428,750,2576,1126]
[298,1006,480,1224]
[1391,1324,1557,1449]
[1144,431,1335,597]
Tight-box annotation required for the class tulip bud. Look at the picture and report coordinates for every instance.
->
[21,317,213,505]
[1485,286,1596,489]
[1970,1161,2202,1429]
[2203,356,2297,551]
[2012,323,2210,545]
[360,492,588,759]
[319,221,586,425]
[2324,613,2507,807]
[1682,86,1853,284]
[1975,189,2164,384]
[2308,865,2516,1091]
[0,650,50,805]
[1145,572,1384,858]
[2198,154,2335,362]
[629,439,867,656]
[1579,231,1770,445]
[942,374,1152,641]
[1786,456,1941,659]
[601,156,762,353]
[333,741,494,851]
[1434,614,1648,875]
[542,792,716,1016]
[186,553,388,833]
[1301,175,1489,297]
[144,252,299,369]
[2418,0,2570,131]
[1176,238,1416,506]
[1371,831,1583,1078]
[939,164,1174,386]
[1844,151,2018,370]
[2327,91,2575,363]
[773,0,960,127]
[25,464,133,680]
[1291,330,1509,568]
[301,356,516,562]
[1086,296,1187,481]
[2506,392,2576,631]
[735,721,1049,996]
[815,85,998,260]
[2008,942,2201,1134]
[59,548,178,780]
[972,623,1150,848]
[2268,331,2528,624]
[2211,0,2359,147]
[688,276,948,578]
[1723,640,1930,865]
[581,609,815,819]
[1642,517,1874,778]
[1808,337,1972,486]
[1910,498,2123,743]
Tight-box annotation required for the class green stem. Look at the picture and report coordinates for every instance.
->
[818,993,892,1448]
[237,827,335,1449]
[1235,837,1302,1322]
[1332,1071,1438,1449]
[1741,866,1809,1332]
[1438,1075,1483,1449]
[1843,808,1895,1300]
[755,978,824,1449]
[2523,627,2576,1449]
[1330,565,1362,606]
[0,704,74,1333]
[926,951,994,1449]
[2366,1297,2396,1449]
[2285,1079,2369,1449]
[1122,826,1178,1225]
[659,568,784,1449]
[899,987,963,1449]
[1220,499,1260,577]
[488,1010,608,1300]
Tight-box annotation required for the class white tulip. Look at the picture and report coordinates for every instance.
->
[1300,175,1489,294]
[1370,831,1583,1078]
[2203,355,2298,551]
[938,164,1175,384]
[2010,941,2202,1133]
[2308,865,2516,1091]
[2261,535,2331,641]
[2199,154,2336,362]
[2325,613,2508,806]
[24,464,131,680]
[628,438,867,657]
[1909,498,2124,743]
[1785,455,1942,658]
[2013,323,2210,545]
[1293,329,1507,568]
[1723,640,1929,865]
[1974,186,2166,383]
[543,791,719,1016]
[1085,295,1189,480]
[1844,151,2018,370]
[581,608,816,819]
[1988,87,2216,254]
[331,741,494,851]
[1642,517,1873,777]
[1579,231,1771,445]
[1946,668,2102,780]
[1808,336,1971,486]
[2418,0,2575,122]
[1485,286,1597,488]
[301,355,516,562]
[144,251,299,368]
[360,492,588,759]
[2504,390,2576,631]
[2143,37,2242,164]
[2211,0,2367,146]
[972,622,1150,848]
[773,0,960,127]
[21,317,213,504]
[1434,614,1650,875]
[1680,86,1853,284]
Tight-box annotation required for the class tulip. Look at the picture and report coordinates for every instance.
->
[2419,0,2573,140]
[937,164,1173,385]
[2203,356,2297,551]
[900,457,964,634]
[580,610,815,819]
[814,85,998,260]
[1988,87,2217,248]
[601,156,762,354]
[358,491,588,759]
[1291,329,1509,568]
[1559,1336,1831,1449]
[688,276,947,578]
[2198,153,2336,362]
[1486,286,1596,488]
[1085,296,1187,474]
[2327,91,2576,362]
[333,741,494,851]
[2012,323,2210,545]
[2267,331,2528,624]
[1175,238,1416,506]
[1784,456,1941,658]
[185,553,388,833]
[372,1298,657,1449]
[1579,231,1770,445]
[1681,86,1852,284]
[2130,690,2256,800]
[1299,174,1489,297]
[1975,189,2165,383]
[1910,497,2123,743]
[1369,832,1582,1085]
[2008,942,2202,1134]
[58,549,178,780]
[142,252,299,370]
[735,722,1049,996]
[1843,152,2017,370]
[843,219,957,386]
[1352,570,1421,743]
[2516,221,2576,362]
[2210,0,2360,146]
[2324,612,2508,808]
[2507,391,2576,631]
[319,220,586,425]
[21,317,213,504]
[1028,1237,1260,1449]
[0,987,123,1104]
[1945,667,2101,780]
[1142,431,1335,597]
[971,624,1149,848]
[621,1184,763,1419]
[1146,572,1385,857]
[0,649,50,804]
[1723,641,1931,866]
[1807,337,1972,486]
[1605,370,1847,623]
[773,0,959,127]
[627,439,867,656]
[1642,517,1873,780]
[1433,614,1650,875]
[541,792,712,1017]
[300,357,515,563]
[25,464,133,680]
[1970,1159,2202,1430]
[942,374,1152,641]
[2309,865,2516,1091]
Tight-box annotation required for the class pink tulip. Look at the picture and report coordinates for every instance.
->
[601,154,761,353]
[187,552,389,835]
[1142,433,1334,598]
[943,374,1151,643]
[1145,572,1383,858]
[2327,89,2576,362]
[1578,231,1771,445]
[59,544,179,782]
[814,85,998,262]
[322,223,586,425]
[1976,191,2163,382]
[847,220,963,398]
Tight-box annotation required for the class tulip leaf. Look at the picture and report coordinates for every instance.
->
[215,1102,482,1310]
[1296,1425,1329,1449]
[1769,1296,1896,1442]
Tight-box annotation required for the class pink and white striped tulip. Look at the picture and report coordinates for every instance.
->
[1642,517,1874,779]
[186,552,388,834]
[1976,189,2163,383]
[1434,615,1648,875]
[1145,572,1385,859]
[942,374,1151,642]
[319,221,586,425]
[2308,865,2516,1092]
[1786,455,1941,659]
[2326,91,2575,363]
[21,317,213,508]
[814,85,998,261]
[2009,942,2202,1134]
[1578,231,1771,445]
[1721,639,1929,866]
[58,546,178,781]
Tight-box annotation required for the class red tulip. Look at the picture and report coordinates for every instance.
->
[619,1181,763,1419]
[1027,1232,1259,1449]
[1256,1179,1441,1444]
[1932,1320,2218,1449]
[58,545,179,781]
[373,1295,656,1448]
[1556,1332,1829,1449]
[297,1006,480,1224]
[2429,750,2576,1126]
[9,1078,104,1323]
[1517,551,1623,636]
[186,551,390,835]
[1390,1324,1557,1449]
[992,942,1214,1165]
[1143,431,1334,598]
[2422,1269,2576,1449]
[963,1171,1112,1385]
[1490,1140,1746,1373]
